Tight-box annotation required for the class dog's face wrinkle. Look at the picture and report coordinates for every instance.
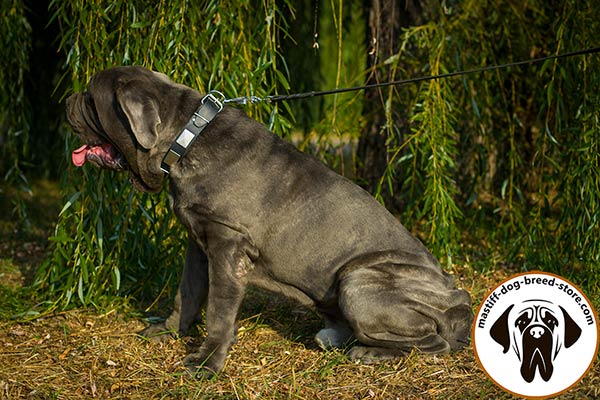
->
[78,92,109,144]
[512,331,521,360]
[83,94,102,136]
[66,93,102,145]
[89,77,157,191]
[554,341,562,359]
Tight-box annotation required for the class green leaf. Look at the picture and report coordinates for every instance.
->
[58,192,82,217]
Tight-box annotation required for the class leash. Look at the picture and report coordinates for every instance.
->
[162,46,599,173]
[223,46,600,105]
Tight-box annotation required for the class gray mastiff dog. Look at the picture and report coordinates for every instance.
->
[66,66,473,377]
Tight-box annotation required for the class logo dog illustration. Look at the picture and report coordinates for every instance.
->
[490,299,582,382]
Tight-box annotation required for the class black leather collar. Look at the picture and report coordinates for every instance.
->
[160,92,223,174]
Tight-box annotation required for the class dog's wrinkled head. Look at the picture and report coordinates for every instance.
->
[66,66,200,192]
[490,300,582,383]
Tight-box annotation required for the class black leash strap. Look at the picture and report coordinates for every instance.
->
[225,46,600,105]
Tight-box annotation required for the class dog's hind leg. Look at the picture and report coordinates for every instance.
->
[141,238,209,340]
[338,261,472,362]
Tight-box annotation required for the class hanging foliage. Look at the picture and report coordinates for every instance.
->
[0,0,31,221]
[368,0,600,286]
[1,0,597,311]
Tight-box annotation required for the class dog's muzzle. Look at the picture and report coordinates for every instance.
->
[72,142,127,170]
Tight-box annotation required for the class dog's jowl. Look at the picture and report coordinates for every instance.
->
[66,66,473,377]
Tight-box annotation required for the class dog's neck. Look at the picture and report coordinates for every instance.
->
[160,92,224,174]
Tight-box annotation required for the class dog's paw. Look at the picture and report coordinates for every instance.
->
[347,345,407,364]
[184,363,218,380]
[138,323,178,343]
[183,352,223,380]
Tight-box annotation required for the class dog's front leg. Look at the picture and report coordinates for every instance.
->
[183,231,258,378]
[140,238,208,340]
[165,238,209,334]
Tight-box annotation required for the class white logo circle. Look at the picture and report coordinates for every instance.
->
[472,272,599,398]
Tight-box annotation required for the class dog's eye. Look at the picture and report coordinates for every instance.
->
[515,308,533,331]
[515,314,531,331]
[541,310,558,328]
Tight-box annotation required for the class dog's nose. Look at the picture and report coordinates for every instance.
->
[530,326,544,339]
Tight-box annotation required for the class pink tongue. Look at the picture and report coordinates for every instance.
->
[72,144,91,167]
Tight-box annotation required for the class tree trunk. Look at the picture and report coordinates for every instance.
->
[357,0,421,202]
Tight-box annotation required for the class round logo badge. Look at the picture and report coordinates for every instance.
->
[472,272,599,399]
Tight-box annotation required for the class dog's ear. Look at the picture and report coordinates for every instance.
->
[490,304,514,353]
[559,306,582,348]
[116,81,161,150]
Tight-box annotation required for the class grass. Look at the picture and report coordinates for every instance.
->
[1,180,599,399]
